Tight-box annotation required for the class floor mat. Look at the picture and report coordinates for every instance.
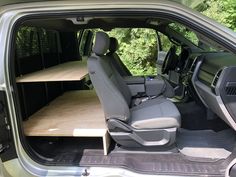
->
[29,136,229,176]
[176,101,229,131]
[177,129,236,159]
[78,150,225,176]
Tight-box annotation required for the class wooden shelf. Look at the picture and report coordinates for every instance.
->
[23,90,110,155]
[16,61,88,83]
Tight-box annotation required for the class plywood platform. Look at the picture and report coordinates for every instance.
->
[16,61,88,83]
[23,90,110,155]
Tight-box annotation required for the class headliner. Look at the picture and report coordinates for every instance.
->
[22,16,171,32]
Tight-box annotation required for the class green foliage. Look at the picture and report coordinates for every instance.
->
[107,28,158,76]
[197,0,236,31]
[224,0,236,31]
[106,1,236,76]
[169,23,199,46]
[16,27,40,58]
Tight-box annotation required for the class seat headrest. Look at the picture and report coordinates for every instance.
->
[109,37,119,53]
[93,32,110,56]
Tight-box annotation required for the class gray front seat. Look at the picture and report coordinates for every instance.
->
[88,32,181,147]
[106,37,132,76]
[107,37,175,98]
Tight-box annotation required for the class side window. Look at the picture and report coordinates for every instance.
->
[169,23,199,46]
[108,28,158,76]
[78,30,94,58]
[40,29,58,54]
[40,29,60,67]
[156,32,182,75]
[158,32,172,52]
[158,32,181,54]
[156,32,173,74]
[16,27,60,59]
[16,26,61,75]
[78,30,89,57]
[16,27,40,58]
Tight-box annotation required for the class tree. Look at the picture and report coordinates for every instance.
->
[94,1,236,76]
[196,0,236,31]
[108,28,158,76]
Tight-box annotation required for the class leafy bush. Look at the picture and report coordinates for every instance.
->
[197,0,236,31]
[108,28,158,76]
[90,1,235,76]
[108,1,236,76]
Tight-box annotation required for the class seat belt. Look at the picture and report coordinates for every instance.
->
[133,95,159,107]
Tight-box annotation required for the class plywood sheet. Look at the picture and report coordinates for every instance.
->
[23,90,106,137]
[16,61,88,82]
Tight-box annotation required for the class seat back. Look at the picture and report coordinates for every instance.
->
[88,32,132,122]
[107,37,132,76]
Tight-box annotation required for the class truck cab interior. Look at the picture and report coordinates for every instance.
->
[11,15,236,176]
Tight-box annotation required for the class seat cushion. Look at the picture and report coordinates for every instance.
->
[130,97,181,129]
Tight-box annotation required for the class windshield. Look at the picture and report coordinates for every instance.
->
[173,0,235,52]
[168,22,224,52]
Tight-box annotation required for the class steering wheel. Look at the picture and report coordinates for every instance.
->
[161,46,177,74]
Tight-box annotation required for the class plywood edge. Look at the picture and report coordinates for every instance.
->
[16,61,88,83]
[73,128,107,137]
[103,131,110,155]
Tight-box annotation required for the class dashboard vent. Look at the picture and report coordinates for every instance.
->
[225,86,236,96]
[211,69,222,89]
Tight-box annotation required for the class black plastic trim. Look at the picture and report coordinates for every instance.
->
[0,91,17,162]
[219,67,236,123]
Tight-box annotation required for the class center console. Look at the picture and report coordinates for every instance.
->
[124,76,173,97]
[145,77,166,96]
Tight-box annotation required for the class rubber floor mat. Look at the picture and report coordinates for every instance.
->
[77,150,226,176]
[177,129,236,159]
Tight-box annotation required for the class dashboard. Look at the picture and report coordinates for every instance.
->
[191,52,236,130]
[164,46,236,130]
